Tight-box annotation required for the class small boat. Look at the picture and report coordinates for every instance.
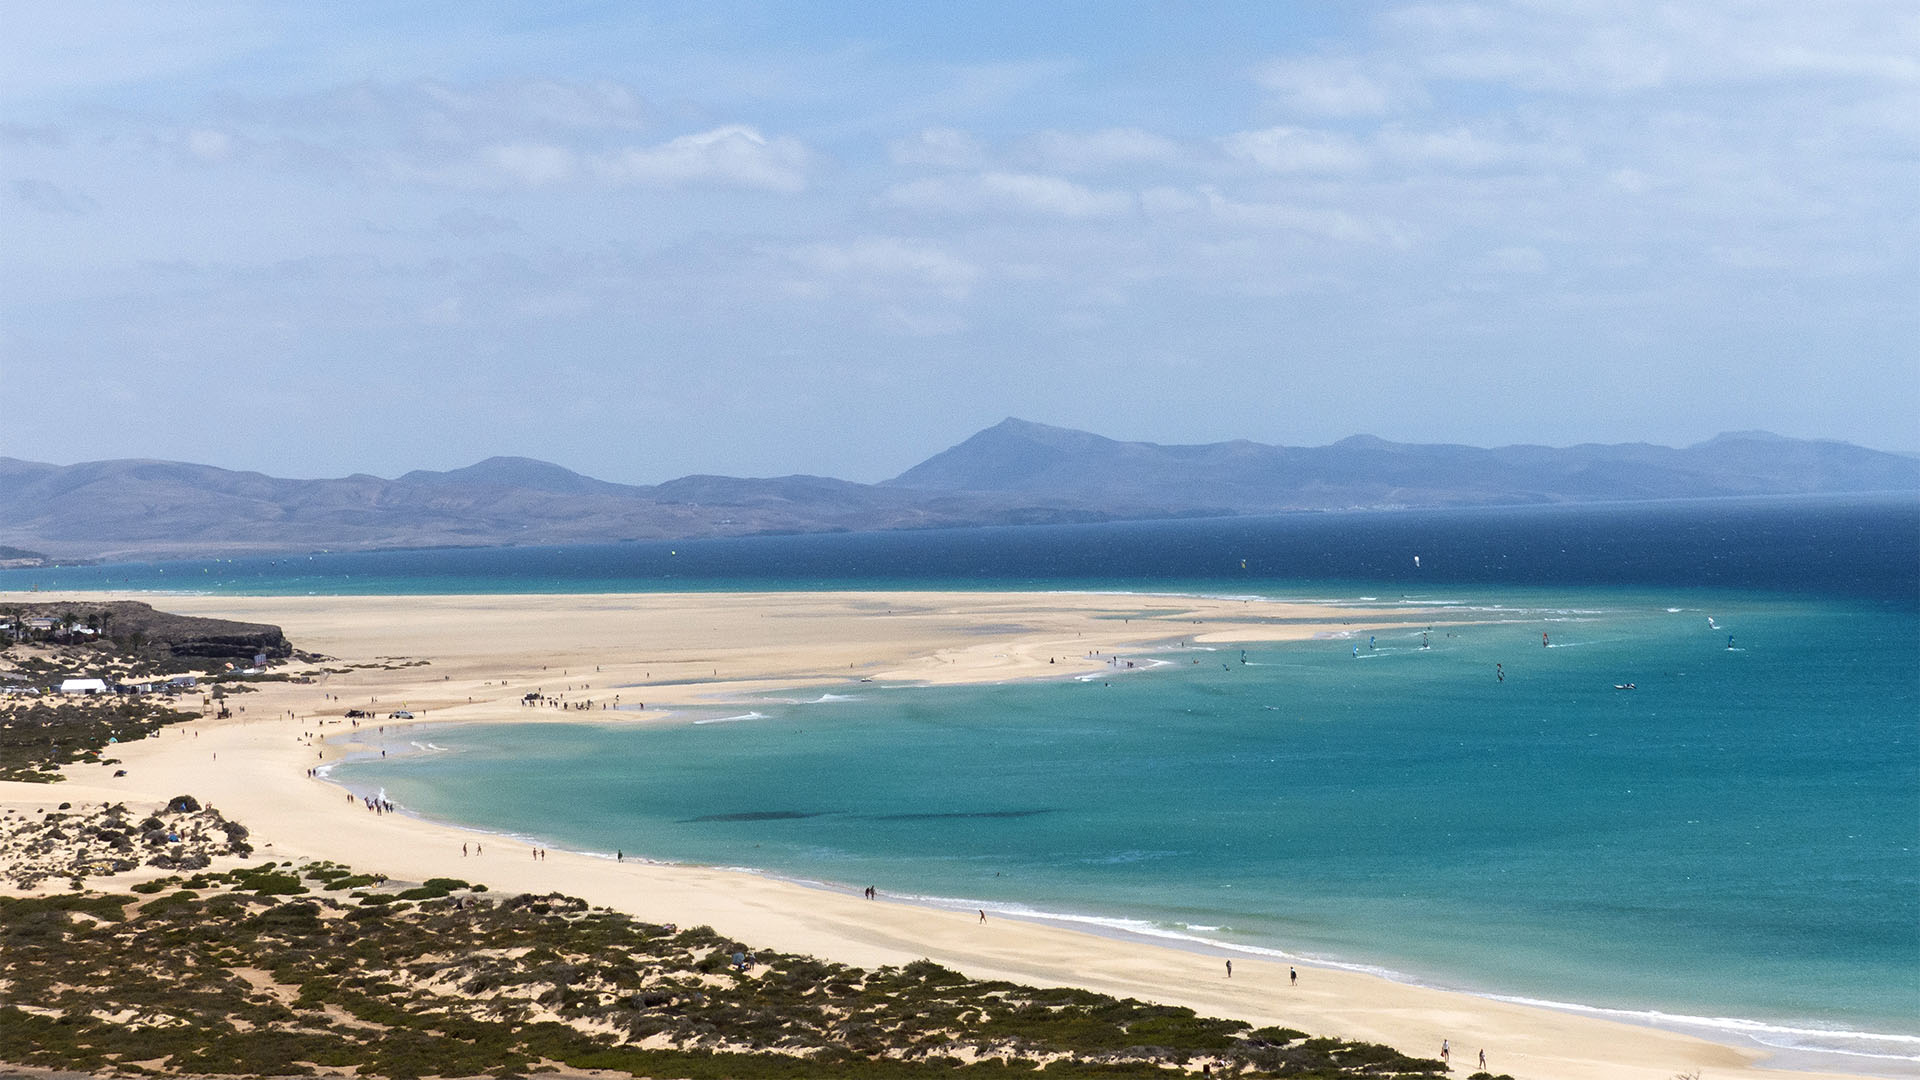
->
[1614,683,1636,690]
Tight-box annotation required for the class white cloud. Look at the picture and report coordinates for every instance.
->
[1606,167,1654,193]
[481,142,576,186]
[1257,58,1395,115]
[1139,186,1206,215]
[596,125,807,192]
[1221,126,1368,173]
[1025,128,1183,171]
[1181,187,1413,246]
[1387,0,1920,94]
[186,128,233,160]
[1374,125,1580,170]
[229,79,650,141]
[791,237,980,300]
[889,127,987,169]
[882,172,1133,218]
[420,297,462,325]
[451,126,808,191]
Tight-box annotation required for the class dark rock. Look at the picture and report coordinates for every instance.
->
[166,795,200,813]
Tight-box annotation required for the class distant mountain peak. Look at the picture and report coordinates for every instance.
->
[398,456,634,495]
[885,418,1119,491]
[1329,434,1395,450]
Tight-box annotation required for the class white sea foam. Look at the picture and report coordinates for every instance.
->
[1480,993,1920,1062]
[844,881,1920,1065]
[866,890,1411,978]
[694,711,768,725]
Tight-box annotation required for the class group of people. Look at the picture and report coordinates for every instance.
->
[1436,1040,1486,1070]
[523,690,633,711]
[1225,961,1299,989]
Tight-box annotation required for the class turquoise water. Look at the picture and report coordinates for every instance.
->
[28,499,1915,1066]
[334,585,1919,1066]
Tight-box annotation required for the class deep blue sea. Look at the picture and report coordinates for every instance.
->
[10,496,1917,1068]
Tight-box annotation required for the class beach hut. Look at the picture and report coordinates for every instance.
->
[60,677,108,695]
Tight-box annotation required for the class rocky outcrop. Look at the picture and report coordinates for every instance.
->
[2,600,290,659]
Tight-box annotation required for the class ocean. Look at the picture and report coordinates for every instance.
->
[10,495,1917,1069]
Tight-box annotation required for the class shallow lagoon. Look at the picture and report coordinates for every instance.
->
[338,585,1919,1063]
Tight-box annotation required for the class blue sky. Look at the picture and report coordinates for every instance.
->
[3,1,1915,482]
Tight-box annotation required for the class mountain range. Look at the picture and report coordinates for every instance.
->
[2,419,1914,562]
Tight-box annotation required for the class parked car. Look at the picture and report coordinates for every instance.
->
[388,710,414,719]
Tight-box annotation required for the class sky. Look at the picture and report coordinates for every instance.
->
[2,1,1916,484]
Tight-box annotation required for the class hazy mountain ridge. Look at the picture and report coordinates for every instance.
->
[888,419,1919,509]
[2,421,1913,561]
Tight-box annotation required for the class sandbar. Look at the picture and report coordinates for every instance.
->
[0,590,1890,1080]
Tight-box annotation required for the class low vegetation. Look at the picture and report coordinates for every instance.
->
[0,795,253,888]
[1,861,1480,1079]
[0,696,199,782]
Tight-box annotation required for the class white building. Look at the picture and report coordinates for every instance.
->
[59,678,109,695]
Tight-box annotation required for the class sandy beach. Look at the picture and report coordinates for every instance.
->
[0,590,1887,1080]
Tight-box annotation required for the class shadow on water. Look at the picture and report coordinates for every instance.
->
[861,809,1059,822]
[681,810,832,823]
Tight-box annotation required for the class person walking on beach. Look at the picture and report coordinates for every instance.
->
[978,909,986,923]
[1478,1048,1486,1070]
[1224,959,1231,978]
[462,842,468,857]
[1289,966,1297,987]
[1440,1039,1449,1064]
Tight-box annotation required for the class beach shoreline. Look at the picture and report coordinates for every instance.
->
[1,589,1906,1080]
[326,728,1920,1080]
